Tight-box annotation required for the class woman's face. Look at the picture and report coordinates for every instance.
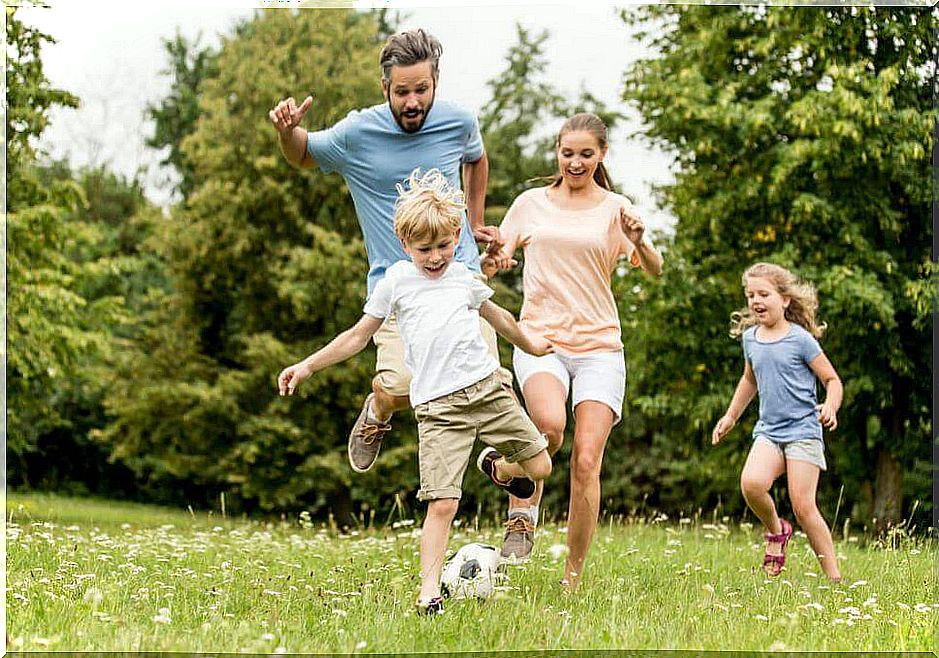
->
[557,130,605,190]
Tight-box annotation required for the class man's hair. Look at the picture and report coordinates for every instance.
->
[394,168,464,244]
[379,29,442,82]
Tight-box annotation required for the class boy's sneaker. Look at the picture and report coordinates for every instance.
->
[476,447,535,499]
[347,393,391,473]
[415,596,444,616]
[500,512,535,563]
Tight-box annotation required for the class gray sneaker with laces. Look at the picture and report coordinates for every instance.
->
[500,512,535,563]
[347,393,391,473]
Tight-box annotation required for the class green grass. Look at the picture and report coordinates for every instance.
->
[6,491,937,652]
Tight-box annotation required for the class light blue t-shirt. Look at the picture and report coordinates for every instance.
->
[743,323,824,442]
[306,100,484,296]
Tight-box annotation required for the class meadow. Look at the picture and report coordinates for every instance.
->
[6,491,937,653]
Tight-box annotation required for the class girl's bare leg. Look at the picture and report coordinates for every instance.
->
[787,459,841,581]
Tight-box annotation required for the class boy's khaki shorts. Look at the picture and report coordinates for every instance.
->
[372,274,513,398]
[413,371,548,501]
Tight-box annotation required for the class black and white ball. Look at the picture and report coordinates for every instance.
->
[440,542,502,600]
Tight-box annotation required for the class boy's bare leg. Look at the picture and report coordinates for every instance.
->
[371,376,409,421]
[494,450,551,483]
[418,498,459,602]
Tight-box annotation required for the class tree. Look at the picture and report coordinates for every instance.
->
[6,7,89,469]
[620,6,934,528]
[100,9,413,517]
[146,30,220,201]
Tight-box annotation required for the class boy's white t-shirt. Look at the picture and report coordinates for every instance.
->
[363,260,499,406]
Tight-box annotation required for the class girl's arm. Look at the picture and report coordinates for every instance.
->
[278,314,384,395]
[809,352,843,430]
[711,361,758,445]
[478,300,552,356]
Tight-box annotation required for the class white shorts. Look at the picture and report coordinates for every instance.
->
[512,347,626,423]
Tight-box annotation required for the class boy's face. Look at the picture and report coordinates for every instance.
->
[402,228,460,280]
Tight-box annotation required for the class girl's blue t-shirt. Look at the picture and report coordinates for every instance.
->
[306,100,484,297]
[743,323,824,442]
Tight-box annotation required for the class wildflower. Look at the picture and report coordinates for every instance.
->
[848,580,868,589]
[914,603,931,614]
[152,608,172,624]
[754,614,769,621]
[261,633,275,641]
[548,544,568,560]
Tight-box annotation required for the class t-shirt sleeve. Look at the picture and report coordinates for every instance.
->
[467,276,495,309]
[306,113,355,174]
[363,276,393,319]
[461,111,484,163]
[799,329,823,363]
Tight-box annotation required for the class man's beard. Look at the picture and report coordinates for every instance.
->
[391,96,435,133]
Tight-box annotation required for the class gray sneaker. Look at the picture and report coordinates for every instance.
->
[500,512,535,563]
[347,393,391,473]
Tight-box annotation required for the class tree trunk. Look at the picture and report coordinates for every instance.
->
[872,447,902,532]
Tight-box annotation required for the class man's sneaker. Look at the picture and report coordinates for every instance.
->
[415,596,444,616]
[347,393,391,473]
[500,512,535,563]
[476,447,535,499]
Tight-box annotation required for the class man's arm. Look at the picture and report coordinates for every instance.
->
[269,96,318,170]
[463,152,501,251]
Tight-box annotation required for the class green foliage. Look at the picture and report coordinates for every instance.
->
[619,6,934,525]
[146,30,221,201]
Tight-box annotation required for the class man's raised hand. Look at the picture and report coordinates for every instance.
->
[269,95,313,136]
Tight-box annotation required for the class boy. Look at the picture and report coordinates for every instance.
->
[277,168,552,615]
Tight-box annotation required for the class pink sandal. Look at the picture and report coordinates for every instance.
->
[762,518,793,577]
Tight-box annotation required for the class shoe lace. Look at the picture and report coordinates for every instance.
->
[505,515,534,534]
[356,421,389,445]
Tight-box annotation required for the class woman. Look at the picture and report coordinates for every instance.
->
[485,113,662,590]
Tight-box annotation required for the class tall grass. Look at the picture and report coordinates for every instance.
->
[6,492,937,652]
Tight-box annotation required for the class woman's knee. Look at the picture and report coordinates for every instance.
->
[570,450,602,483]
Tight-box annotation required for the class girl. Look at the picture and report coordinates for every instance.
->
[485,113,663,590]
[712,263,843,581]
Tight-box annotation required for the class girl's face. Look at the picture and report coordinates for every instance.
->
[745,275,790,327]
[557,130,605,190]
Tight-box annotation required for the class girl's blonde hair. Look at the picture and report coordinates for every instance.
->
[394,168,465,243]
[730,262,827,339]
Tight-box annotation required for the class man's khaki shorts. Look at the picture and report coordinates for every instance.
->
[413,372,548,501]
[372,275,513,398]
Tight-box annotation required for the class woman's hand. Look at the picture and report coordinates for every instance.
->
[618,206,646,244]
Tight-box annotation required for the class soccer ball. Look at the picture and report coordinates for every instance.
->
[440,542,502,600]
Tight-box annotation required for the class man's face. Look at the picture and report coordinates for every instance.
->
[382,61,436,133]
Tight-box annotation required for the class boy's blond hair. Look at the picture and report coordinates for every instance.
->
[394,168,465,243]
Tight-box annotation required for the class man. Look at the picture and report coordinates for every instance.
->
[269,28,509,475]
